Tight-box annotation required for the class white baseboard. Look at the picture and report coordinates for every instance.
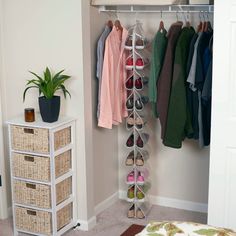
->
[94,191,119,215]
[119,190,208,213]
[75,192,119,231]
[76,216,97,231]
[149,195,208,213]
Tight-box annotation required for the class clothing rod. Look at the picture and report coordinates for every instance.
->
[99,10,213,13]
[98,5,214,13]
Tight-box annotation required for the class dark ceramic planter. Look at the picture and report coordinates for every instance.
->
[38,96,60,123]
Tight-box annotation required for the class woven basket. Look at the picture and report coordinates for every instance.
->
[14,177,72,208]
[55,150,72,178]
[54,127,71,151]
[11,125,49,153]
[13,150,71,182]
[15,203,72,235]
[57,203,73,230]
[11,125,71,153]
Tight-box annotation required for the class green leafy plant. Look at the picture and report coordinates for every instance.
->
[23,67,71,101]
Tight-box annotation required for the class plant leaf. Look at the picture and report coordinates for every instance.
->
[23,86,39,102]
[29,71,43,82]
[60,84,71,99]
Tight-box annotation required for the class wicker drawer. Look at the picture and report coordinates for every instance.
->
[14,177,72,208]
[11,125,49,153]
[15,203,72,235]
[13,150,71,182]
[11,125,71,153]
[54,127,71,151]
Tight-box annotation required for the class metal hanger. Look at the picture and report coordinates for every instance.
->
[185,11,191,28]
[158,11,165,33]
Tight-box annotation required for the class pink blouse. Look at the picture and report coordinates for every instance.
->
[98,26,128,129]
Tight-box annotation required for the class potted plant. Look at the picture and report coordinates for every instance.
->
[23,67,71,123]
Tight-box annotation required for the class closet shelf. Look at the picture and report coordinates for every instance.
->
[93,4,214,13]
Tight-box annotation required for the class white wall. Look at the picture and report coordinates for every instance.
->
[118,13,211,207]
[0,0,96,225]
[0,0,9,219]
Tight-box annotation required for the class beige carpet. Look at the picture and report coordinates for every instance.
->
[0,200,207,236]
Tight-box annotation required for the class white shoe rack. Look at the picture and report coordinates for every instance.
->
[124,22,151,219]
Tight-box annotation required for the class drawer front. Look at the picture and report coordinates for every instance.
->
[13,153,50,182]
[13,150,72,182]
[11,125,49,154]
[15,206,52,235]
[54,127,71,151]
[15,203,72,234]
[14,180,51,209]
[56,177,72,205]
[55,150,72,178]
[57,203,73,231]
[13,177,72,208]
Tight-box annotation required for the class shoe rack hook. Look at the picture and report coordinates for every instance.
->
[134,12,140,25]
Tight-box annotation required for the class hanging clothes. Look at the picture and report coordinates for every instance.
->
[186,33,199,140]
[201,37,213,146]
[163,27,195,148]
[186,32,203,140]
[148,29,168,118]
[96,25,112,118]
[98,25,128,129]
[195,31,213,147]
[157,21,183,139]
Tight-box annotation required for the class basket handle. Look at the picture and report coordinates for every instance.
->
[26,183,36,189]
[23,128,34,134]
[27,210,37,216]
[24,156,34,162]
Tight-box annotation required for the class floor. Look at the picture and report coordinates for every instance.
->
[0,200,207,236]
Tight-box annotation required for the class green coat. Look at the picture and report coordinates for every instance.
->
[148,29,167,118]
[163,27,195,148]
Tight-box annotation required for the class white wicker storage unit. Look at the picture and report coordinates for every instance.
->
[7,116,76,236]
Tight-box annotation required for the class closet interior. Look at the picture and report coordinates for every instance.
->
[92,1,214,219]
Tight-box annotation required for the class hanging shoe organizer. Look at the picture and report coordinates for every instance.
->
[124,22,151,219]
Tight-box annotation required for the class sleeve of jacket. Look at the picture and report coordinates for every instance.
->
[163,65,188,148]
[98,39,113,129]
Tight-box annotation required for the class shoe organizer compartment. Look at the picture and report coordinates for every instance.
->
[15,203,72,235]
[126,132,135,148]
[126,112,145,129]
[125,35,133,50]
[125,74,134,90]
[136,132,149,149]
[126,93,134,111]
[127,185,135,202]
[127,203,135,218]
[14,177,72,208]
[126,169,146,186]
[125,150,149,167]
[11,125,71,153]
[126,54,134,70]
[12,150,71,182]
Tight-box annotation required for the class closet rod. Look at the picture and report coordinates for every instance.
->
[99,5,214,13]
[99,10,213,13]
